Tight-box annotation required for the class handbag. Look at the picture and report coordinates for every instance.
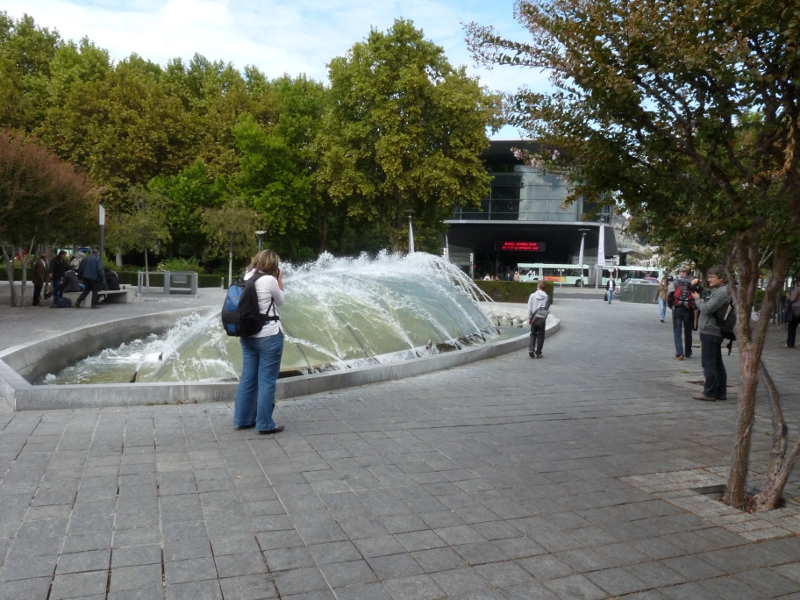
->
[531,308,548,327]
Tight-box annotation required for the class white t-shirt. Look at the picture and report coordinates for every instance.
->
[243,269,285,337]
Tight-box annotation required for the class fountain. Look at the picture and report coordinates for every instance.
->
[0,253,558,410]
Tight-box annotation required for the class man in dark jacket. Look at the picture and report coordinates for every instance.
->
[32,253,48,306]
[690,266,730,402]
[76,249,106,308]
[49,250,68,302]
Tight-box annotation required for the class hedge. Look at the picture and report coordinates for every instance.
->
[474,280,554,303]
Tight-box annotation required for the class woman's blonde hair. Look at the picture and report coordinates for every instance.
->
[248,249,280,277]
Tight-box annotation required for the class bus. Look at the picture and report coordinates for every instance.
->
[602,266,663,285]
[518,263,590,286]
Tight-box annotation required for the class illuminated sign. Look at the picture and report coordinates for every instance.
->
[495,241,546,251]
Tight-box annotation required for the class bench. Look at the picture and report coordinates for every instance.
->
[63,288,129,305]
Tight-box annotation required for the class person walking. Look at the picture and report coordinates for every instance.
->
[655,275,668,322]
[786,284,800,348]
[527,281,551,358]
[31,253,48,306]
[671,266,694,360]
[691,266,730,402]
[233,249,286,435]
[49,250,68,303]
[605,276,617,303]
[75,249,106,308]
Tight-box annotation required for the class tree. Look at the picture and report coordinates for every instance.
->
[200,197,261,287]
[468,0,800,510]
[0,130,94,306]
[316,19,495,252]
[106,187,171,290]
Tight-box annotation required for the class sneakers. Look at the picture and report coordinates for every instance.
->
[660,318,664,323]
[529,351,536,358]
[691,392,716,402]
[674,355,684,360]
[258,425,285,435]
[74,301,81,308]
[536,353,543,359]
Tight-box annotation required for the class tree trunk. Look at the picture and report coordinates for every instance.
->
[115,251,122,267]
[0,233,18,307]
[724,241,784,509]
[228,236,233,289]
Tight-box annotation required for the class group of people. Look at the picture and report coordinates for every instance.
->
[32,249,121,309]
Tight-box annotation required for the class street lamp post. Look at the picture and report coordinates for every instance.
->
[404,210,415,253]
[255,230,266,252]
[578,228,590,287]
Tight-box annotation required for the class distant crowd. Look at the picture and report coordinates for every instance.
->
[32,249,120,309]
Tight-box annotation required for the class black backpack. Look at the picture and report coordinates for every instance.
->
[717,301,736,341]
[221,273,279,337]
[671,279,693,310]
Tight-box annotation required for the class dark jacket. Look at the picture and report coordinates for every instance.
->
[32,258,47,286]
[50,256,68,281]
[77,254,105,283]
[104,269,120,291]
[62,270,82,292]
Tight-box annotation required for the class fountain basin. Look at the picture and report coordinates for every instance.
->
[0,306,559,411]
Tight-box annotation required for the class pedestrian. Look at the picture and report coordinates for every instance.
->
[49,250,68,302]
[654,275,668,322]
[527,280,551,358]
[31,253,48,306]
[605,276,616,303]
[75,249,106,309]
[670,266,694,360]
[233,249,286,435]
[690,266,730,402]
[513,270,520,282]
[786,283,800,348]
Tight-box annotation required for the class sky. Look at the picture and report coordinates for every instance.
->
[3,0,551,139]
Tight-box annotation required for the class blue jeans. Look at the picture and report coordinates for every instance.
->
[700,333,726,398]
[658,297,666,320]
[607,289,613,303]
[233,332,284,431]
[673,308,693,357]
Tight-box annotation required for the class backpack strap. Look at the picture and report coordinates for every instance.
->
[261,298,280,322]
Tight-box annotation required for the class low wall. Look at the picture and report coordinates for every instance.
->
[0,307,560,411]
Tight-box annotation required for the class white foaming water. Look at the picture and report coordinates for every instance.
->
[41,252,504,385]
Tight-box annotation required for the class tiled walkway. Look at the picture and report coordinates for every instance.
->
[1,288,799,599]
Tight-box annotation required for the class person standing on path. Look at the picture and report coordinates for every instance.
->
[691,266,730,402]
[605,276,617,303]
[527,280,551,358]
[31,253,48,306]
[49,250,68,302]
[233,249,286,435]
[786,284,800,348]
[671,266,694,360]
[75,249,106,308]
[655,275,668,322]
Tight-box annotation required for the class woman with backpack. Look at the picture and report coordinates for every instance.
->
[233,249,286,434]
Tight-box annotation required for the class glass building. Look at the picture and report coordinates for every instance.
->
[446,141,617,279]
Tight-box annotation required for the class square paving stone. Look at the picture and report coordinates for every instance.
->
[382,574,446,600]
[493,536,548,559]
[214,553,267,578]
[163,539,212,562]
[381,515,427,534]
[410,547,468,574]
[113,527,161,548]
[623,561,687,587]
[219,574,278,600]
[585,567,649,596]
[110,564,164,593]
[499,581,561,600]
[476,561,536,588]
[0,554,58,581]
[211,535,261,557]
[633,538,687,560]
[165,556,218,585]
[395,531,446,552]
[264,546,316,571]
[517,555,575,580]
[353,535,406,558]
[557,547,616,572]
[165,580,223,600]
[50,570,109,599]
[272,566,328,595]
[0,576,54,600]
[542,574,608,600]
[112,545,163,568]
[368,554,425,580]
[320,560,378,588]
[256,530,305,551]
[698,576,761,600]
[453,541,510,566]
[736,568,799,597]
[108,587,165,600]
[434,525,486,546]
[309,541,362,565]
[56,550,111,574]
[431,566,496,597]
[333,582,393,600]
[662,555,726,580]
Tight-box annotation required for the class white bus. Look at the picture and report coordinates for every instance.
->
[601,266,663,285]
[518,263,590,286]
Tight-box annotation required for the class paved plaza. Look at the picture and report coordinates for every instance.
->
[1,282,800,599]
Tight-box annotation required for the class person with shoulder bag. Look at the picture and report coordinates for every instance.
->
[232,249,286,434]
[690,266,730,402]
[527,281,551,359]
[786,284,800,348]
